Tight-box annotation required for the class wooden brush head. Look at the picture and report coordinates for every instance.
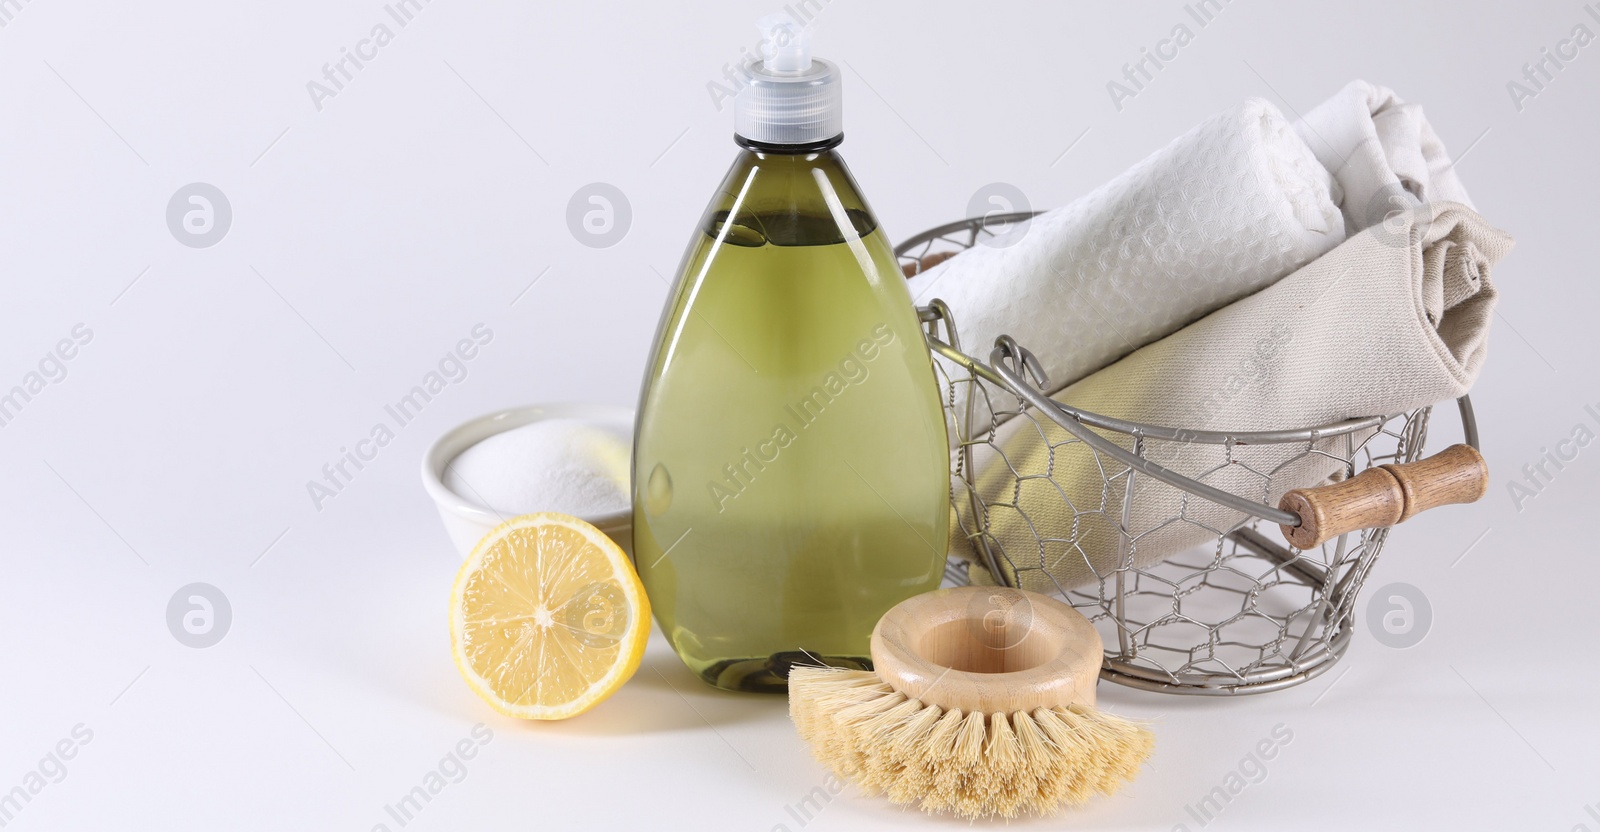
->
[869,586,1104,714]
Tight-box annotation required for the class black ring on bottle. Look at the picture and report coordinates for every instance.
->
[734,133,844,154]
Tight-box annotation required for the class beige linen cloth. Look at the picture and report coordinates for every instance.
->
[957,203,1513,592]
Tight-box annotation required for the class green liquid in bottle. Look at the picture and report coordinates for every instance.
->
[632,147,950,692]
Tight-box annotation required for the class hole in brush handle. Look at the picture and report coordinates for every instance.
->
[869,587,1103,714]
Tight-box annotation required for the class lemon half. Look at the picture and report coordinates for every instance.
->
[450,513,650,720]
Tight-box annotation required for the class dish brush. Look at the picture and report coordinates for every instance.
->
[790,586,1153,819]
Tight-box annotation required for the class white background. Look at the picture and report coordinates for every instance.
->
[2,0,1597,829]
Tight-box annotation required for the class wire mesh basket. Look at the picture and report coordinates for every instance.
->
[897,212,1483,696]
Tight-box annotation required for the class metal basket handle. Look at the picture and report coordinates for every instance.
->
[918,301,1487,546]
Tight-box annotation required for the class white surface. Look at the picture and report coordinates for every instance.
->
[1,1,1595,830]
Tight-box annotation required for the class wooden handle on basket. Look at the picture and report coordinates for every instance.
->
[900,250,959,279]
[1278,444,1489,549]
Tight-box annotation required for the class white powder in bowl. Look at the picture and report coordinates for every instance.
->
[444,418,631,518]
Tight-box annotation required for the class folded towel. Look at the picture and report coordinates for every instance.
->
[1294,80,1474,236]
[959,203,1512,593]
[909,99,1344,426]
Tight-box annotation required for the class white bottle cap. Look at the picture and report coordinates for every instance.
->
[734,16,842,147]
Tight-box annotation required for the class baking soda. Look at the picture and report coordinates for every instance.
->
[445,418,631,517]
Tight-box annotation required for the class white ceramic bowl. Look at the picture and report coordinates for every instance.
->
[421,403,635,558]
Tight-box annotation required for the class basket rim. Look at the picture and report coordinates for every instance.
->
[925,329,1398,447]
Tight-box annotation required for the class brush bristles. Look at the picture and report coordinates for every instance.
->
[789,666,1154,819]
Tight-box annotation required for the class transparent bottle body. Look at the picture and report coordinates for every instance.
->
[632,147,950,692]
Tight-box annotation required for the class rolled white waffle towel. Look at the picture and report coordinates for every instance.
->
[1294,80,1475,236]
[908,98,1344,426]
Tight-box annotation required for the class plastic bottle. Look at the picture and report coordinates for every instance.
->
[632,17,950,693]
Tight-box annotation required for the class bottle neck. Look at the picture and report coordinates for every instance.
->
[734,133,844,155]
